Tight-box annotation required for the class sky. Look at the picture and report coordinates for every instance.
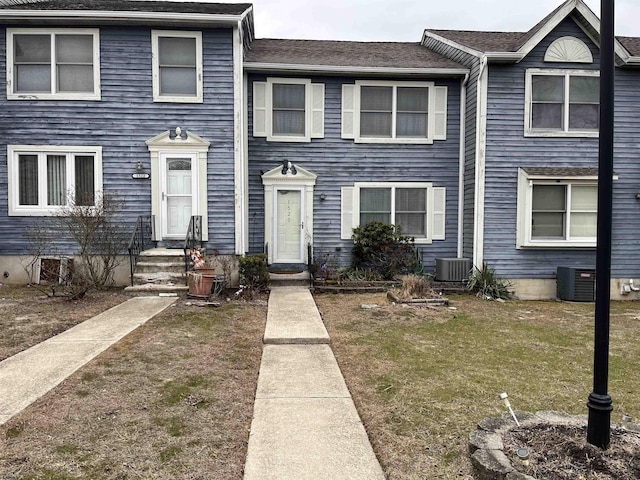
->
[154,0,639,42]
[250,0,638,41]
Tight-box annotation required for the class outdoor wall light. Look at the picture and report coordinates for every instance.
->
[281,160,297,175]
[136,161,143,172]
[320,193,326,201]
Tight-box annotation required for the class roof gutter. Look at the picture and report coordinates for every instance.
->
[0,9,247,26]
[243,62,469,76]
[485,51,526,63]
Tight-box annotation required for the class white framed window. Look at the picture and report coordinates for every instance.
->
[6,28,100,100]
[253,78,324,142]
[152,30,203,103]
[7,145,103,216]
[341,182,446,244]
[525,69,599,137]
[516,168,599,248]
[341,81,447,144]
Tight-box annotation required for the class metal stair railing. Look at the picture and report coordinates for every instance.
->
[127,215,155,286]
[183,215,203,283]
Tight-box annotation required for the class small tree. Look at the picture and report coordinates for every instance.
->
[23,191,127,299]
[351,221,418,280]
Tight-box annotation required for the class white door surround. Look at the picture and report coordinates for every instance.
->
[274,187,304,263]
[146,130,210,242]
[162,154,195,239]
[261,163,317,264]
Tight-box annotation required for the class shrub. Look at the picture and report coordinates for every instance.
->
[467,263,512,300]
[351,221,418,280]
[238,254,269,289]
[23,191,127,299]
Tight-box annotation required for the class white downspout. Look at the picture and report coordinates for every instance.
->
[457,73,469,258]
[233,21,247,255]
[473,55,488,269]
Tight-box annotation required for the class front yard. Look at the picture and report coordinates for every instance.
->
[1,286,638,479]
[0,290,266,479]
[315,293,640,479]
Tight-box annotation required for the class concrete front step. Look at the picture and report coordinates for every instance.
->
[124,283,188,295]
[269,272,311,288]
[133,271,185,285]
[135,261,186,274]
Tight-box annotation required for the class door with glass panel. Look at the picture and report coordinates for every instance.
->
[274,188,304,263]
[162,154,196,238]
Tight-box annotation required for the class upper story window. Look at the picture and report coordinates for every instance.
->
[7,145,103,216]
[7,28,100,100]
[253,78,325,142]
[341,80,447,144]
[152,30,203,103]
[516,167,601,248]
[525,69,599,137]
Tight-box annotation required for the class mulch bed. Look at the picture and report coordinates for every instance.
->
[503,424,640,479]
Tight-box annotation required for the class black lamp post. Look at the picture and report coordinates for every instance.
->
[587,0,615,449]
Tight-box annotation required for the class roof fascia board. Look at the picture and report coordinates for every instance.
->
[421,30,483,58]
[243,62,469,76]
[0,9,247,26]
[573,2,631,63]
[516,0,631,65]
[485,52,525,62]
[516,0,578,58]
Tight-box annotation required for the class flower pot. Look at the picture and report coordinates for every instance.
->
[188,271,216,299]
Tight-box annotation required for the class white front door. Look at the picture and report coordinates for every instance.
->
[162,154,196,239]
[274,188,304,263]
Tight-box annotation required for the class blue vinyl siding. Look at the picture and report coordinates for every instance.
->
[482,17,610,278]
[247,74,463,273]
[422,35,481,260]
[0,26,237,255]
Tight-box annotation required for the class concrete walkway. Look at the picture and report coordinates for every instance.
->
[0,296,176,426]
[244,286,385,480]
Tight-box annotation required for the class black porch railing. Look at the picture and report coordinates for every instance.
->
[127,215,155,286]
[183,215,203,282]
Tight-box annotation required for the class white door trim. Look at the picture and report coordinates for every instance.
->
[273,186,305,263]
[261,163,317,264]
[146,130,210,242]
[160,153,198,240]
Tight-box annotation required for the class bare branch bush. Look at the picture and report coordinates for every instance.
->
[22,191,128,300]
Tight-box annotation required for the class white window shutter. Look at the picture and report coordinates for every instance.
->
[253,82,267,137]
[310,83,325,139]
[433,86,448,140]
[432,187,446,240]
[341,187,354,239]
[341,84,356,139]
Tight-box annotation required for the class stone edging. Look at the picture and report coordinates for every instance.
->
[469,411,640,480]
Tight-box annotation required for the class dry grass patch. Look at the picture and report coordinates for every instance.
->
[315,293,640,479]
[0,285,131,361]
[0,298,267,479]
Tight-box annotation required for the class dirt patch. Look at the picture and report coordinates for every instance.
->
[0,296,267,479]
[503,424,640,479]
[0,285,131,361]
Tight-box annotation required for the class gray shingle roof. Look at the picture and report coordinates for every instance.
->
[619,37,640,57]
[426,29,525,53]
[0,0,252,15]
[245,39,465,70]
